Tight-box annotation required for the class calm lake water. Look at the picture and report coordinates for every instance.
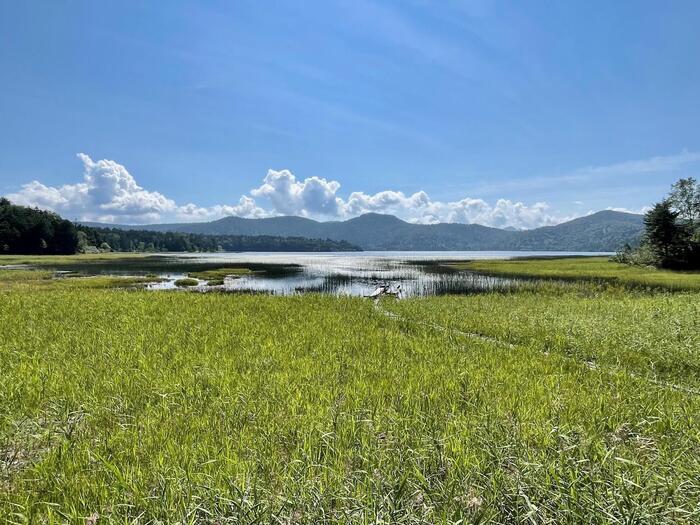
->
[21,251,608,297]
[143,251,608,297]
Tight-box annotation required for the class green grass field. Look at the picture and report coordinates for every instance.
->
[449,256,700,290]
[1,259,699,523]
[0,253,150,267]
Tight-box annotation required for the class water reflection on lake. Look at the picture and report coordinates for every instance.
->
[16,251,608,297]
[146,251,607,297]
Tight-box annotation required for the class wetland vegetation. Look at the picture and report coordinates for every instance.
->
[450,256,700,290]
[0,198,360,256]
[0,254,699,523]
[186,267,254,286]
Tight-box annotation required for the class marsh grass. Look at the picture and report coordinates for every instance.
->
[174,277,200,287]
[388,285,700,390]
[187,267,253,286]
[0,253,148,267]
[0,262,699,522]
[0,254,271,292]
[0,269,161,292]
[450,256,700,290]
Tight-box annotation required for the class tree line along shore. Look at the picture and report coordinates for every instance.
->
[0,197,360,254]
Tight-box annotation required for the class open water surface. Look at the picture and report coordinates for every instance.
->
[26,251,607,297]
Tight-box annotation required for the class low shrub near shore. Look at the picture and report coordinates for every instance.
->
[174,277,200,287]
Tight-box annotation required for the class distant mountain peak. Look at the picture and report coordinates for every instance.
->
[346,213,408,224]
[85,209,643,252]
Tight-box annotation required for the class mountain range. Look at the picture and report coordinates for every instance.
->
[82,210,645,252]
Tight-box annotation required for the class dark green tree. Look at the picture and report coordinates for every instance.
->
[53,219,80,255]
[0,198,80,254]
[643,200,686,265]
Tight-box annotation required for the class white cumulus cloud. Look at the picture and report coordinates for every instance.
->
[7,154,267,224]
[251,169,343,217]
[6,153,565,229]
[440,198,556,229]
[249,168,559,227]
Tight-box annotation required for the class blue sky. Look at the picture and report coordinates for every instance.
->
[2,1,700,228]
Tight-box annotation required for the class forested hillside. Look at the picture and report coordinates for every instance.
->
[94,210,645,252]
[0,198,79,254]
[77,226,360,253]
[0,199,360,254]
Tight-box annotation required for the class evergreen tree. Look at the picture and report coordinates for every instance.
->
[643,200,686,265]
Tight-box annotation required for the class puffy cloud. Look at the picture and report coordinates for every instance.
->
[8,154,177,223]
[7,154,267,223]
[6,154,564,228]
[443,198,556,229]
[173,196,268,222]
[8,180,72,210]
[345,190,431,216]
[251,169,342,217]
[77,153,177,221]
[249,169,559,228]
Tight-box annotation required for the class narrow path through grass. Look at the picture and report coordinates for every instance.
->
[375,298,700,397]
